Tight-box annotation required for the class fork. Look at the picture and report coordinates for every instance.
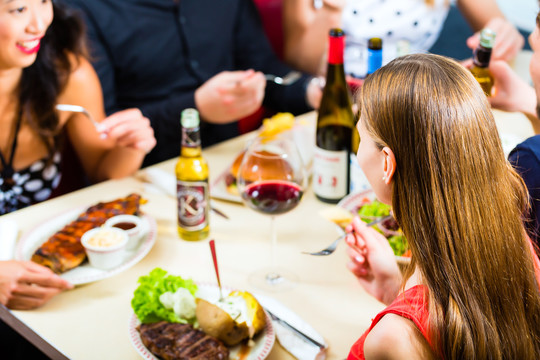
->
[55,104,104,133]
[303,215,393,256]
[264,71,302,85]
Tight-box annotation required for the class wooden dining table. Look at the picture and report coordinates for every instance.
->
[0,102,535,360]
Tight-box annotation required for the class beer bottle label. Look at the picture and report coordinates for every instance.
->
[177,180,209,231]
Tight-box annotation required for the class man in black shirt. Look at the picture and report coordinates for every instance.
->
[64,0,321,166]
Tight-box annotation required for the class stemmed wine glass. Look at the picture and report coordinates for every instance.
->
[237,135,306,291]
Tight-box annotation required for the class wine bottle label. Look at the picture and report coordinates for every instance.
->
[177,180,209,231]
[313,147,348,199]
[349,153,371,193]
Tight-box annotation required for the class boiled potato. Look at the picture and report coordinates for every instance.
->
[195,291,266,346]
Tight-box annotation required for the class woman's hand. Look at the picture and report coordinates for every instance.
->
[100,109,156,154]
[345,217,401,305]
[0,261,73,310]
[466,17,524,62]
[195,70,266,123]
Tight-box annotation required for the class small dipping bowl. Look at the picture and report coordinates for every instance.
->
[104,215,144,250]
[81,227,128,270]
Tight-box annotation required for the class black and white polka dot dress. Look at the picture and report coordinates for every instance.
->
[342,0,450,78]
[0,152,62,215]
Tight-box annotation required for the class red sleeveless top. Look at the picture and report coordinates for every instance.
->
[347,285,431,360]
[348,239,540,360]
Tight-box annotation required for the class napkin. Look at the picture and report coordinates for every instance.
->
[136,168,176,197]
[0,218,19,261]
[257,294,327,360]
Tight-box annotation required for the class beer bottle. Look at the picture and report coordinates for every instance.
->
[470,28,496,96]
[366,37,383,76]
[176,109,210,241]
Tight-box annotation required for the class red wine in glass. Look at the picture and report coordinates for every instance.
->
[241,180,303,215]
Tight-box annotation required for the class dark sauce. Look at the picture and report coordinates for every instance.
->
[113,222,136,230]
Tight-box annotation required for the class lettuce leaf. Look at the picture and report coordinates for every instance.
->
[131,267,198,324]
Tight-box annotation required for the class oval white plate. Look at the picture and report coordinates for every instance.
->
[15,206,157,285]
[338,190,411,265]
[129,283,275,360]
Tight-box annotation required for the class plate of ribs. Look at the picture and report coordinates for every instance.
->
[15,193,157,285]
[129,283,275,360]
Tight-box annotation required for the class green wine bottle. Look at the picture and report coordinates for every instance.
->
[313,28,355,203]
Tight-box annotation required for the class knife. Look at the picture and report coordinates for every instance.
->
[265,308,327,349]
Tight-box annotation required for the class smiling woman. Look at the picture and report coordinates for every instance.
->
[0,0,155,327]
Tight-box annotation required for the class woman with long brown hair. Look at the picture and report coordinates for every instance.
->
[346,53,540,359]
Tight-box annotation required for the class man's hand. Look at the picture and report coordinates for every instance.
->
[195,70,266,123]
[466,17,524,62]
[488,60,537,116]
[0,261,73,310]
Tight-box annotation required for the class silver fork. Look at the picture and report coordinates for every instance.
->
[303,215,393,256]
[55,104,104,133]
[264,71,302,85]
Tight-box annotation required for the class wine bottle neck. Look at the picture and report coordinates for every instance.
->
[328,35,345,65]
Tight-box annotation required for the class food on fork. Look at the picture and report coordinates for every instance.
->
[138,321,229,360]
[31,193,144,273]
[196,291,267,346]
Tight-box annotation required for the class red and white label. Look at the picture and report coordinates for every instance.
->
[312,147,348,200]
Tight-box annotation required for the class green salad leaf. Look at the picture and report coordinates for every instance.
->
[357,200,410,257]
[357,200,391,219]
[131,267,198,324]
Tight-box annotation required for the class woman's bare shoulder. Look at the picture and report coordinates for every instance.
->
[57,53,105,119]
[363,313,436,360]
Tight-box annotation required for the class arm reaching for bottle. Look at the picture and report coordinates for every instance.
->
[0,261,73,310]
[345,217,402,305]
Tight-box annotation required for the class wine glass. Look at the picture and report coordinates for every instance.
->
[237,135,306,291]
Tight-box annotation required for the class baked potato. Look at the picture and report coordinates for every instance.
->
[196,291,266,346]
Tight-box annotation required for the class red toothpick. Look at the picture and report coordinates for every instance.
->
[209,239,224,301]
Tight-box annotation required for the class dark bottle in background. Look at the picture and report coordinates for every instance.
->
[313,28,355,203]
[470,28,496,96]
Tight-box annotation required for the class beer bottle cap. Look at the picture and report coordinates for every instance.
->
[479,28,496,49]
[181,108,200,128]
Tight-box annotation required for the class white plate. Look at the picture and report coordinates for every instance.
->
[129,283,275,360]
[338,190,411,265]
[15,206,157,285]
[210,161,243,203]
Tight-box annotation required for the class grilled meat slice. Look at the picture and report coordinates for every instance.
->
[31,194,144,273]
[138,321,229,360]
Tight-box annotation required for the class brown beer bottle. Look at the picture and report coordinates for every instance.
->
[176,109,210,241]
[470,28,496,96]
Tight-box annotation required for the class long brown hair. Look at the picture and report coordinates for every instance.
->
[19,2,87,158]
[359,54,540,359]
